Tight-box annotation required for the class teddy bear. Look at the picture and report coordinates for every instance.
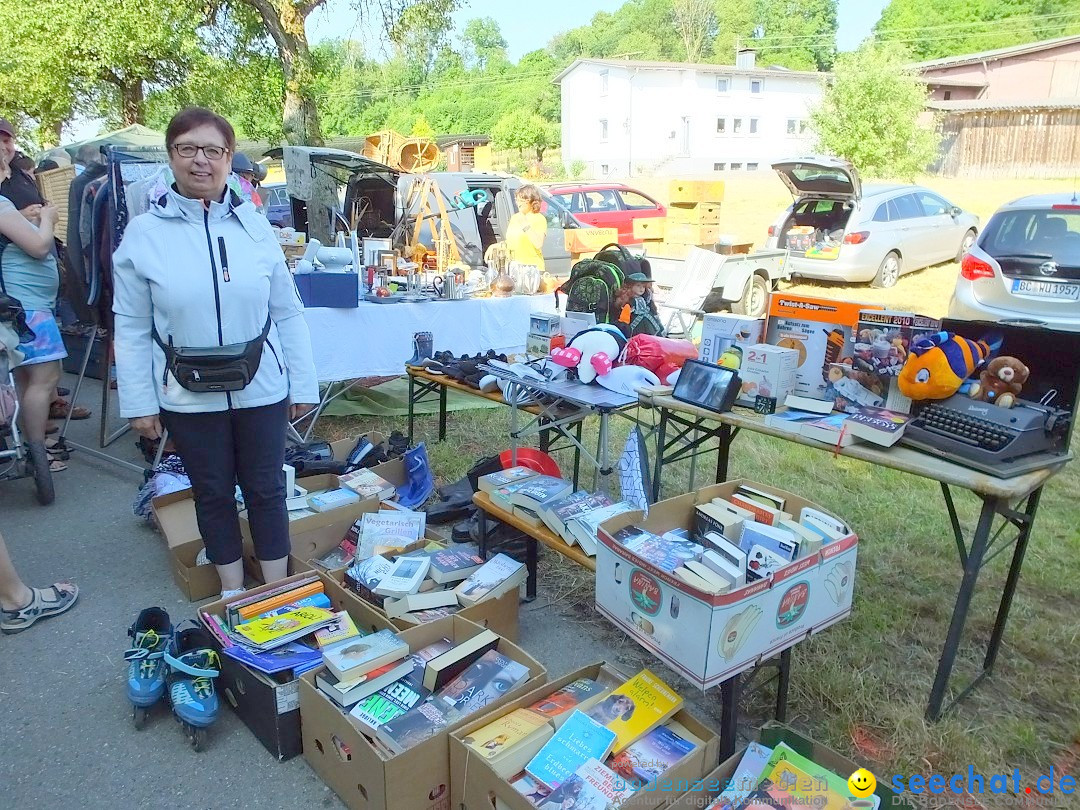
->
[968,356,1029,409]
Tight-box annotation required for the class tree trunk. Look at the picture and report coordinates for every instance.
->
[121,81,145,126]
[247,0,324,146]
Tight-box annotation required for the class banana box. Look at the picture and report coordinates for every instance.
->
[594,479,857,689]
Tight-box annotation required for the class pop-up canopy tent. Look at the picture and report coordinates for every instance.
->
[54,124,164,159]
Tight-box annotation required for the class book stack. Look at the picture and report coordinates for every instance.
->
[313,508,428,571]
[489,475,574,529]
[342,549,527,622]
[609,485,850,593]
[198,576,344,677]
[464,668,696,810]
[310,628,535,756]
[540,491,635,557]
[704,740,882,810]
[338,467,397,501]
[765,393,912,450]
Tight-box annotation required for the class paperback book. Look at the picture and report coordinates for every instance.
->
[587,669,683,754]
[525,678,609,728]
[526,710,618,789]
[314,611,361,649]
[565,502,635,555]
[540,491,615,544]
[349,677,429,734]
[322,627,409,681]
[339,467,396,500]
[357,512,425,561]
[607,724,695,783]
[428,546,485,584]
[454,554,527,606]
[375,699,451,754]
[233,606,336,650]
[223,640,321,675]
[843,405,911,447]
[478,466,539,494]
[435,649,531,719]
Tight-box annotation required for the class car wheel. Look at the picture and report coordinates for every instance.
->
[956,229,977,262]
[872,252,901,289]
[733,274,770,318]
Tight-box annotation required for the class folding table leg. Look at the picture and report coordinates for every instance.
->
[525,534,538,602]
[438,384,447,441]
[776,648,792,722]
[407,375,417,446]
[652,409,668,502]
[719,673,739,761]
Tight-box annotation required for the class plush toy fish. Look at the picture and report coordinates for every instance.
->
[897,331,1000,401]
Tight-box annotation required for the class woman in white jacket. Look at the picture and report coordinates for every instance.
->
[113,108,319,597]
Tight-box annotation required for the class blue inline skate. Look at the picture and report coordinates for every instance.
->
[124,607,173,729]
[164,623,221,751]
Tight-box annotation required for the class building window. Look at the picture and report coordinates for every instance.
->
[717,77,730,93]
[747,162,759,171]
[943,90,952,100]
[600,119,608,141]
[731,162,743,170]
[750,79,763,94]
[799,120,808,135]
[600,164,609,175]
[714,162,726,171]
[733,118,743,134]
[716,118,726,134]
[787,119,797,135]
[749,118,758,134]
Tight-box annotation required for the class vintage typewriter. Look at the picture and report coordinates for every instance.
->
[902,394,1072,478]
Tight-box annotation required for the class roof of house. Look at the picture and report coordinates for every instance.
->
[919,76,989,88]
[553,57,826,84]
[912,33,1080,71]
[926,97,1080,113]
[436,135,491,148]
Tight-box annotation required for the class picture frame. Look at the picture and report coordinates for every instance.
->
[377,250,398,274]
[363,237,392,267]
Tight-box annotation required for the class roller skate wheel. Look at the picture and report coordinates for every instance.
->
[132,705,149,730]
[188,725,206,751]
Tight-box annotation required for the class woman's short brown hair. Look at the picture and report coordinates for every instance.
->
[166,107,236,153]
[515,184,543,214]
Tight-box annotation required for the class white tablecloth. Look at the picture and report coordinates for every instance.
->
[303,294,557,381]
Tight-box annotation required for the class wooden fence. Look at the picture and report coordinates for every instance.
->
[930,107,1080,178]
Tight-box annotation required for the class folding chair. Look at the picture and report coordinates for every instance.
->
[651,246,726,338]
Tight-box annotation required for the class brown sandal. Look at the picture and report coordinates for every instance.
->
[49,401,91,420]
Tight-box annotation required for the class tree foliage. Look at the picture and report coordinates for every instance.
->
[875,0,1080,61]
[810,42,940,179]
[492,110,559,161]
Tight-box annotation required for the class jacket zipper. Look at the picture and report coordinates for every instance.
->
[203,208,232,407]
[266,338,283,374]
[217,236,231,282]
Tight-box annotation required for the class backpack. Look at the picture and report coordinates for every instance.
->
[556,257,625,325]
[592,242,653,280]
[626,296,665,337]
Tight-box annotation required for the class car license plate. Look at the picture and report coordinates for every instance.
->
[1012,278,1080,301]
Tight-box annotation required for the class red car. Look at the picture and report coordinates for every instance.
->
[546,183,666,244]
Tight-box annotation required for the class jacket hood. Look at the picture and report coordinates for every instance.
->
[150,184,268,242]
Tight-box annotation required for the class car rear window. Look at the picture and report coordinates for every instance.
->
[982,209,1080,266]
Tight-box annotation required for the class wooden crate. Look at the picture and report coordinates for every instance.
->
[667,202,721,226]
[35,165,76,244]
[665,222,721,245]
[564,227,618,254]
[633,217,665,240]
[644,241,692,260]
[668,179,725,205]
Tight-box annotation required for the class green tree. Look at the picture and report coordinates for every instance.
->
[461,17,508,70]
[493,110,559,162]
[673,0,718,62]
[875,0,1080,60]
[714,0,838,70]
[810,42,940,179]
[411,113,435,137]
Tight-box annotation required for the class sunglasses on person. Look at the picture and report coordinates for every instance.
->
[171,144,229,161]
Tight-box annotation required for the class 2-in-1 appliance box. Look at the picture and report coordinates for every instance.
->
[449,663,721,810]
[595,479,858,689]
[698,314,765,367]
[765,294,881,400]
[299,615,547,810]
[734,344,799,407]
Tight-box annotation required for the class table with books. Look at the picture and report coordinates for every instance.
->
[638,389,1071,721]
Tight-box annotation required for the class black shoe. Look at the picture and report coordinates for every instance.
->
[437,475,475,502]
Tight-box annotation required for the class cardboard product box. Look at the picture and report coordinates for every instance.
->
[667,203,721,226]
[765,294,882,400]
[529,313,561,337]
[152,489,220,601]
[595,479,858,690]
[665,721,912,810]
[633,217,666,241]
[198,573,394,761]
[320,563,521,642]
[565,228,619,254]
[665,223,721,246]
[293,271,359,308]
[300,615,547,810]
[526,333,565,357]
[734,344,800,407]
[668,180,725,205]
[449,662,721,810]
[698,314,766,367]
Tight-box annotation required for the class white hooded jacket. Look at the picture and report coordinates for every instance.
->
[112,186,319,417]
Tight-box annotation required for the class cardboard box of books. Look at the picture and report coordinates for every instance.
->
[665,722,912,810]
[299,615,547,810]
[198,573,395,761]
[595,479,858,689]
[449,663,721,810]
[151,488,220,601]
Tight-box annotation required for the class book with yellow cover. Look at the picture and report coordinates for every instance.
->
[760,743,879,810]
[237,581,324,622]
[462,707,555,778]
[586,668,683,754]
[233,606,336,649]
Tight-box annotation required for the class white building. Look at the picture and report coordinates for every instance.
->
[555,50,825,177]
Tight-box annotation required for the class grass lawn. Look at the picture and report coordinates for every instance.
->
[314,173,1079,795]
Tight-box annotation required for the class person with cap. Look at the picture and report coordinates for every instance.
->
[0,118,46,220]
[230,152,262,208]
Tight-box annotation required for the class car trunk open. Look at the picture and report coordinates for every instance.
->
[772,157,862,261]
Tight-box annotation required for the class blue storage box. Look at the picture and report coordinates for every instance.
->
[293,272,359,309]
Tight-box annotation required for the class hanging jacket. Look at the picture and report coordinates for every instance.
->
[112,185,318,417]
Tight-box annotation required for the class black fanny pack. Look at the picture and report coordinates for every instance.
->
[153,316,271,393]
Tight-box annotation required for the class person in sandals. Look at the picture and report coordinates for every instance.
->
[0,528,78,634]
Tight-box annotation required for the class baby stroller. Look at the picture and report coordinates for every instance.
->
[0,294,53,504]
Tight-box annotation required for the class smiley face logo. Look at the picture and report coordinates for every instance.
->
[848,768,876,798]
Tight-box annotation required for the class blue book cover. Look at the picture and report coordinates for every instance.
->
[526,710,618,789]
[609,725,695,783]
[738,521,798,561]
[223,641,322,674]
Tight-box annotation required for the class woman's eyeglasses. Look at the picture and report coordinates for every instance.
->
[171,144,229,161]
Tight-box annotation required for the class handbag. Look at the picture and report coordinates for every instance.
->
[153,316,272,393]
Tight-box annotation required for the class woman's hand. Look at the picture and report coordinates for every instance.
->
[129,415,164,440]
[39,203,58,225]
[290,403,315,421]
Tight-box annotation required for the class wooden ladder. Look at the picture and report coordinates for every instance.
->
[409,177,461,269]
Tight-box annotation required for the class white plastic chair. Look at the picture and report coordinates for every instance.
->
[652,247,727,338]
